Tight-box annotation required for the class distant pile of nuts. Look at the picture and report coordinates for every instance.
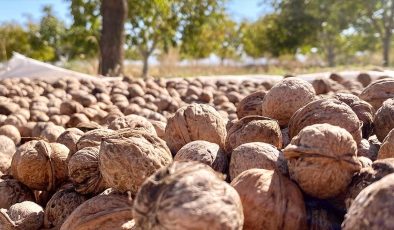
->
[1,72,394,229]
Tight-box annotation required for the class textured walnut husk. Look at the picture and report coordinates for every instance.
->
[44,185,87,229]
[149,120,166,139]
[357,139,379,160]
[165,104,227,154]
[261,77,316,127]
[312,78,345,95]
[236,90,266,119]
[359,78,394,110]
[342,173,394,230]
[343,158,394,210]
[60,189,133,230]
[231,169,307,230]
[11,140,69,191]
[0,125,21,145]
[108,114,157,135]
[57,128,84,157]
[357,73,372,87]
[68,146,107,195]
[289,98,363,143]
[99,129,172,194]
[40,124,66,142]
[0,177,35,209]
[76,128,114,150]
[133,161,244,230]
[378,128,394,159]
[226,116,282,152]
[0,135,16,156]
[0,201,44,230]
[373,98,394,141]
[0,151,11,174]
[229,142,285,180]
[284,124,360,199]
[333,93,374,138]
[174,140,228,173]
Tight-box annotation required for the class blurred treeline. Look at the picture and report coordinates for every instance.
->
[0,0,393,76]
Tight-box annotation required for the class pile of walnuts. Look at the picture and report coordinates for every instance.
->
[1,72,394,229]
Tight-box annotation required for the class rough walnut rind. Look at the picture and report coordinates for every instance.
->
[343,158,394,210]
[378,129,394,159]
[76,128,114,150]
[60,189,133,230]
[225,116,282,152]
[174,140,228,173]
[236,90,266,119]
[333,93,374,138]
[11,140,69,191]
[0,125,21,145]
[0,201,44,230]
[108,114,157,135]
[57,128,84,157]
[229,142,285,180]
[342,173,394,230]
[231,169,307,230]
[133,161,244,230]
[44,185,87,229]
[165,104,227,154]
[359,78,394,110]
[99,130,172,194]
[0,135,16,156]
[261,78,316,127]
[0,178,35,209]
[373,98,394,142]
[68,146,107,194]
[289,98,363,143]
[284,124,360,199]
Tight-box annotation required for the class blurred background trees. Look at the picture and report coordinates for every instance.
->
[0,0,393,76]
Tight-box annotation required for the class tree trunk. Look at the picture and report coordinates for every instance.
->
[99,0,127,76]
[383,33,391,67]
[327,45,335,67]
[142,53,149,78]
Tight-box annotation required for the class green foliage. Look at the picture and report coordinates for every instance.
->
[0,23,30,61]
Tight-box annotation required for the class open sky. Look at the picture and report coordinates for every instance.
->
[0,0,268,25]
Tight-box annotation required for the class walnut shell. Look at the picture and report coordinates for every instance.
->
[40,124,66,143]
[0,201,44,230]
[108,114,157,135]
[59,101,83,115]
[373,98,394,141]
[333,93,374,138]
[174,140,228,173]
[133,161,244,230]
[0,177,35,209]
[11,140,69,191]
[68,147,107,194]
[0,125,21,145]
[343,158,394,210]
[229,142,285,180]
[378,129,394,159]
[60,189,133,230]
[225,116,282,152]
[44,185,87,229]
[357,73,372,87]
[236,90,266,119]
[231,169,307,230]
[149,120,166,139]
[342,173,394,230]
[357,139,379,160]
[56,128,84,157]
[261,78,316,126]
[66,113,90,128]
[289,98,362,143]
[99,130,172,194]
[165,104,227,154]
[284,124,360,199]
[0,151,11,174]
[305,196,343,230]
[359,78,394,110]
[0,135,16,156]
[76,128,114,150]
